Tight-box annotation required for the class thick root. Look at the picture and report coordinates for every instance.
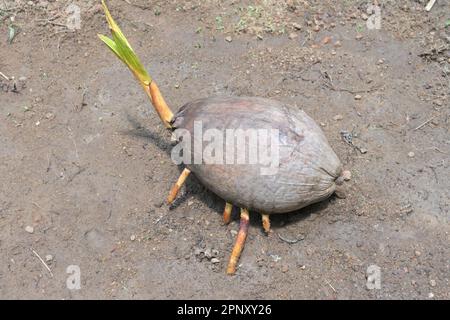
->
[226,208,250,275]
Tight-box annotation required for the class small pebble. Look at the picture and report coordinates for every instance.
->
[204,248,212,259]
[355,34,363,40]
[429,279,436,287]
[415,250,421,257]
[25,226,34,234]
[361,13,368,20]
[428,292,434,299]
[211,258,220,264]
[408,152,415,158]
[130,235,136,241]
[313,25,320,32]
[45,254,53,262]
[334,189,346,199]
[354,94,362,100]
[359,147,368,154]
[225,36,232,42]
[281,265,289,273]
[292,22,302,30]
[322,36,331,44]
[288,33,298,40]
[342,170,352,181]
[334,41,342,47]
[333,114,343,121]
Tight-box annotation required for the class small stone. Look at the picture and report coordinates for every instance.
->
[361,13,368,20]
[354,94,362,100]
[355,34,363,40]
[211,258,220,264]
[187,200,194,206]
[333,114,343,121]
[292,22,302,30]
[130,235,136,241]
[45,112,54,119]
[256,34,263,40]
[154,199,164,208]
[428,292,434,299]
[322,36,331,44]
[270,254,281,262]
[45,254,53,262]
[19,76,27,82]
[377,59,385,65]
[230,230,238,236]
[359,147,368,154]
[204,248,212,259]
[342,170,352,181]
[429,279,436,287]
[415,250,421,257]
[334,40,342,47]
[281,265,289,273]
[331,50,337,55]
[288,33,298,40]
[313,25,320,32]
[334,189,346,199]
[408,152,415,158]
[433,100,443,106]
[25,226,34,234]
[225,36,232,42]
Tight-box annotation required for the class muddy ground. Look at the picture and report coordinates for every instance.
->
[0,0,449,299]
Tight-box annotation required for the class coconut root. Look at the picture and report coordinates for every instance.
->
[226,208,250,275]
[261,214,271,234]
[167,168,191,204]
[223,202,233,224]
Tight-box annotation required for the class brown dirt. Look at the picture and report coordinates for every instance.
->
[0,0,449,299]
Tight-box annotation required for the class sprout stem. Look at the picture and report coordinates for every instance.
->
[98,0,174,128]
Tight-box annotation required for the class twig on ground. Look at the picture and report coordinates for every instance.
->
[325,279,337,293]
[425,0,436,12]
[413,116,436,131]
[277,233,305,244]
[0,71,9,80]
[31,249,53,278]
[323,81,382,94]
